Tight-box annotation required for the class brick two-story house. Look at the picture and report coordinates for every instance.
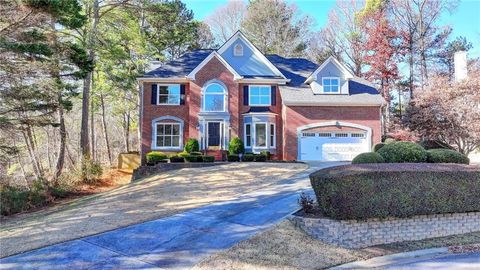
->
[138,31,384,162]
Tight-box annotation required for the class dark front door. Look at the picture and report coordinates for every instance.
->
[207,122,221,147]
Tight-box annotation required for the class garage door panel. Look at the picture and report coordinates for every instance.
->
[300,131,369,161]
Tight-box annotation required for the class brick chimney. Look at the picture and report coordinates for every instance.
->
[454,51,467,82]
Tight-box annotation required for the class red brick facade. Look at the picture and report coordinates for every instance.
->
[141,58,381,162]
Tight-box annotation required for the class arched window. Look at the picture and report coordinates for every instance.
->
[203,83,226,112]
[234,44,243,56]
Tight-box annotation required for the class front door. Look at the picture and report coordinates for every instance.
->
[207,122,221,148]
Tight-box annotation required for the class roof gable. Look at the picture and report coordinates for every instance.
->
[187,51,242,80]
[305,56,354,84]
[217,31,286,79]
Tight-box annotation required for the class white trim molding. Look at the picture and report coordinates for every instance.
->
[137,77,189,83]
[296,121,372,160]
[217,31,287,79]
[305,56,354,84]
[187,51,243,80]
[151,116,184,151]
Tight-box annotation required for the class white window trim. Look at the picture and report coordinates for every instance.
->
[233,43,243,56]
[157,84,181,105]
[321,77,340,94]
[153,122,182,150]
[269,123,276,148]
[244,123,252,147]
[202,82,227,112]
[248,85,271,106]
[151,116,184,151]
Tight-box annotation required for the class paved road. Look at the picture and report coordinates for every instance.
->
[0,162,341,270]
[379,252,480,270]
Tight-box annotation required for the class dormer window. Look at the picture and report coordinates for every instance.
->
[322,77,340,93]
[233,44,243,56]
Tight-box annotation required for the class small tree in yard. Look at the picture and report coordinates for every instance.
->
[404,62,480,155]
[184,138,200,153]
[228,137,245,155]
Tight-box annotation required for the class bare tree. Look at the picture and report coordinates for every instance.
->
[205,0,247,43]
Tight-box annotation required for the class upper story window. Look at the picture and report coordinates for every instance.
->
[158,84,181,104]
[203,83,226,112]
[249,85,271,106]
[234,44,243,56]
[322,77,340,93]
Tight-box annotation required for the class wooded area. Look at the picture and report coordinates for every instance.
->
[0,0,478,215]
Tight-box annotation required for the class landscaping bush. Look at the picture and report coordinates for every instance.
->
[377,141,428,163]
[242,153,254,162]
[1,180,49,216]
[310,163,480,220]
[146,151,168,164]
[169,156,185,163]
[227,154,240,162]
[254,154,267,162]
[420,140,451,150]
[352,152,385,164]
[202,155,215,162]
[384,138,396,144]
[184,138,199,153]
[190,151,203,156]
[427,149,470,164]
[228,137,245,155]
[81,158,103,184]
[178,151,190,158]
[260,150,271,160]
[373,143,385,152]
[183,155,202,162]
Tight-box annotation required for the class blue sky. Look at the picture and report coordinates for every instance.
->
[184,0,480,57]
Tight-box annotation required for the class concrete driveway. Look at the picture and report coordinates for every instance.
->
[0,162,343,269]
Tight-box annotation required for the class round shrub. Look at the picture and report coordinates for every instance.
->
[202,155,215,162]
[242,153,254,162]
[352,152,385,164]
[384,138,396,144]
[373,143,386,152]
[427,149,469,164]
[146,151,168,164]
[228,137,245,155]
[260,150,271,160]
[377,142,428,163]
[184,138,199,153]
[227,154,240,162]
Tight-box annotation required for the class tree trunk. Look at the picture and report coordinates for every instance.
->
[100,93,112,166]
[408,36,415,99]
[53,96,66,184]
[90,92,95,161]
[22,127,43,180]
[123,111,130,152]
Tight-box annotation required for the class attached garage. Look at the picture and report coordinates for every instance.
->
[298,122,372,161]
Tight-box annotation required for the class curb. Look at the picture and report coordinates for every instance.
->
[329,247,449,269]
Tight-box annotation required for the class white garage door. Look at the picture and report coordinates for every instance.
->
[300,131,369,161]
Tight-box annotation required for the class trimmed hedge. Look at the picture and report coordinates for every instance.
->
[377,142,428,163]
[242,153,254,162]
[190,151,203,156]
[373,143,385,152]
[260,150,271,160]
[310,163,480,220]
[427,149,470,164]
[202,155,215,162]
[184,138,199,153]
[352,152,385,164]
[146,151,168,164]
[169,156,185,163]
[183,155,202,162]
[227,154,240,162]
[254,154,267,162]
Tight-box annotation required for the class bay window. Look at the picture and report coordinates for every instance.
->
[245,124,251,147]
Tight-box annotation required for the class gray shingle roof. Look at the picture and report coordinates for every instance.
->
[142,49,214,78]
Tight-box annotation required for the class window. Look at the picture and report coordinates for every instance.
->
[270,124,275,147]
[156,123,181,148]
[203,83,226,112]
[158,85,180,105]
[245,124,251,147]
[351,133,365,138]
[335,132,348,138]
[249,85,271,106]
[234,44,244,56]
[318,132,332,137]
[255,123,267,147]
[322,77,340,93]
[302,133,316,137]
